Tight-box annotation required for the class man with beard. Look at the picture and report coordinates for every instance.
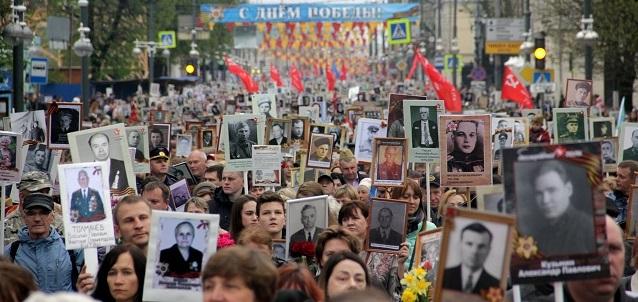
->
[229,121,256,159]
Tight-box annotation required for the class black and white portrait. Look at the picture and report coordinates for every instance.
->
[326,126,344,149]
[367,199,407,252]
[267,119,291,146]
[252,93,277,119]
[601,139,617,166]
[170,163,196,186]
[355,118,387,162]
[285,195,328,259]
[515,159,595,256]
[158,219,203,278]
[22,143,53,174]
[175,135,193,158]
[149,124,171,152]
[619,123,638,162]
[564,79,592,107]
[169,179,191,211]
[552,109,588,144]
[125,126,150,174]
[228,119,257,160]
[200,128,215,149]
[307,133,333,169]
[272,240,286,261]
[440,115,492,187]
[48,104,81,148]
[11,110,47,144]
[289,118,307,145]
[590,118,614,139]
[441,217,508,296]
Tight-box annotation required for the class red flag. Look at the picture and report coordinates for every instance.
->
[326,67,336,91]
[502,65,534,109]
[406,50,421,80]
[225,57,259,93]
[270,64,283,87]
[290,64,304,93]
[418,54,463,113]
[339,63,347,81]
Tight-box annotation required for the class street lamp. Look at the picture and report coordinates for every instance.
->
[73,22,93,117]
[519,31,534,60]
[3,0,34,112]
[576,15,598,80]
[451,38,460,88]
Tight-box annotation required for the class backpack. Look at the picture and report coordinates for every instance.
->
[10,238,80,290]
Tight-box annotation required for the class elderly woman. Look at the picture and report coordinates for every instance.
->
[447,120,484,172]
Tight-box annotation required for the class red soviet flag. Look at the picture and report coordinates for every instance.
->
[502,65,533,109]
[225,57,258,93]
[326,67,336,91]
[419,56,463,113]
[270,64,283,87]
[290,64,304,93]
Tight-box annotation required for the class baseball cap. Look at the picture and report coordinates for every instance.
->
[150,147,170,160]
[23,193,54,212]
[193,181,216,196]
[317,173,332,184]
[18,171,52,192]
[420,173,440,188]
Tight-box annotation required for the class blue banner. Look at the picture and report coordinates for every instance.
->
[200,3,419,23]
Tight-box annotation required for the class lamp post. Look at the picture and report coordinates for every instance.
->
[451,38,459,88]
[576,14,598,80]
[519,31,534,61]
[133,40,172,89]
[2,0,33,112]
[73,0,93,118]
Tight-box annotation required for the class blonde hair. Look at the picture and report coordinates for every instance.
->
[438,189,468,220]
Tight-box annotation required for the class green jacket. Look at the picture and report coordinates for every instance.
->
[405,220,437,271]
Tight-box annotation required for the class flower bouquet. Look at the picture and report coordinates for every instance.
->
[290,241,319,275]
[400,261,431,302]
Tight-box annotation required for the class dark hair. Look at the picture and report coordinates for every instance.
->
[88,132,110,146]
[0,261,37,302]
[205,165,224,180]
[460,222,493,243]
[202,246,278,302]
[319,251,369,299]
[315,227,361,267]
[390,180,422,201]
[277,262,324,302]
[296,181,323,198]
[338,201,369,225]
[256,191,286,216]
[92,244,146,302]
[230,195,257,240]
[143,181,170,203]
[619,160,638,175]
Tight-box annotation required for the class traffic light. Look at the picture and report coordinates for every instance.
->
[185,61,197,76]
[534,34,546,70]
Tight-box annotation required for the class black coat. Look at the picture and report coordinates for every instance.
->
[442,265,500,294]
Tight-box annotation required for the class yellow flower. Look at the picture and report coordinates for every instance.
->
[414,267,426,279]
[401,288,417,302]
[516,236,539,259]
[415,279,430,295]
[401,273,416,288]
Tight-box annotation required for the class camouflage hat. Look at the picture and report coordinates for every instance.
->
[18,171,52,192]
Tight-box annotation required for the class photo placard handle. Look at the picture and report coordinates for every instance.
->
[512,285,522,302]
[553,282,564,302]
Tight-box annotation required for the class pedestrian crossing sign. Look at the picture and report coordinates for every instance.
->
[158,31,176,49]
[387,18,411,45]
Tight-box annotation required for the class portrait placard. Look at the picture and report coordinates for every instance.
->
[552,108,589,143]
[589,117,614,139]
[598,138,618,172]
[198,126,217,152]
[20,143,57,175]
[10,110,47,145]
[125,126,150,174]
[476,185,509,214]
[0,132,23,183]
[370,138,407,187]
[502,142,608,284]
[306,133,334,169]
[521,109,542,121]
[434,208,514,302]
[149,123,172,152]
[564,79,593,107]
[366,198,408,253]
[58,162,115,249]
[285,195,329,259]
[618,123,638,162]
[492,129,513,163]
[403,100,444,163]
[265,118,292,149]
[68,123,136,199]
[252,145,282,187]
[169,179,191,211]
[170,163,196,187]
[252,93,277,119]
[387,93,429,138]
[491,117,529,146]
[439,115,492,187]
[272,239,286,261]
[326,125,347,150]
[414,228,442,283]
[222,114,265,171]
[175,135,193,158]
[143,211,219,301]
[354,118,388,162]
[288,116,311,148]
[149,110,171,123]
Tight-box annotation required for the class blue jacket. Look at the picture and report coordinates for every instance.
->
[4,226,83,293]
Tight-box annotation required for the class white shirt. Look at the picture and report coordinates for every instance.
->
[420,120,432,145]
[461,265,483,292]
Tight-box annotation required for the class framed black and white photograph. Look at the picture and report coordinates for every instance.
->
[149,123,172,152]
[252,93,277,119]
[252,145,282,187]
[169,179,191,211]
[491,117,528,146]
[175,135,193,158]
[58,161,115,250]
[326,125,346,150]
[149,110,171,123]
[285,195,329,259]
[170,162,196,186]
[370,138,407,187]
[272,239,286,261]
[125,126,150,174]
[48,103,81,149]
[306,133,334,169]
[309,124,326,135]
[414,228,442,282]
[435,208,514,302]
[618,123,638,162]
[599,138,618,172]
[403,100,444,163]
[289,116,311,147]
[521,109,542,121]
[222,114,264,171]
[265,119,291,147]
[476,185,509,214]
[21,143,55,175]
[589,117,614,139]
[439,115,492,187]
[363,107,382,120]
[366,198,408,253]
[492,129,513,162]
[354,118,388,162]
[0,131,23,183]
[552,108,588,143]
[10,110,47,145]
[502,142,609,284]
[387,94,429,138]
[198,126,217,151]
[68,123,136,197]
[143,211,219,301]
[564,79,593,107]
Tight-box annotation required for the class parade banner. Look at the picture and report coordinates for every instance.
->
[200,3,419,24]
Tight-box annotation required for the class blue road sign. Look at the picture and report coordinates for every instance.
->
[533,71,551,83]
[29,57,48,85]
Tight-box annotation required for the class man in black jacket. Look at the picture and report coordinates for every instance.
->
[209,171,244,230]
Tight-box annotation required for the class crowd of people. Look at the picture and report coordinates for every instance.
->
[1,78,636,302]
